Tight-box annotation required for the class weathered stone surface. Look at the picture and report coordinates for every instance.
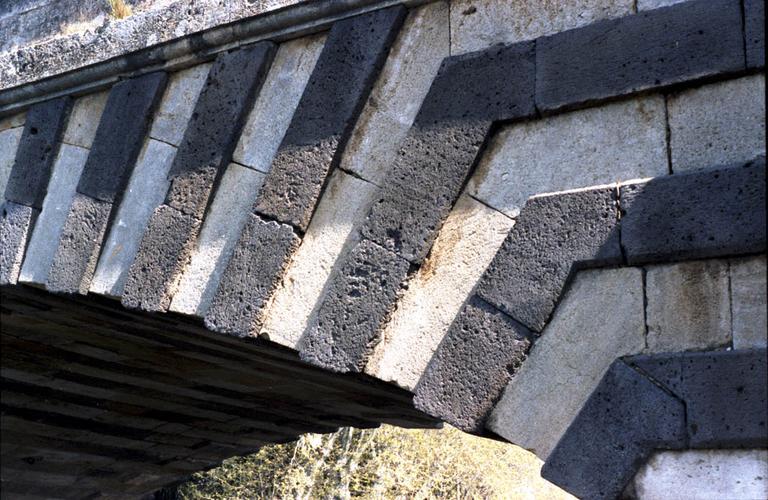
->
[121,204,200,311]
[745,0,765,68]
[730,255,767,349]
[340,2,449,185]
[668,75,766,173]
[149,63,211,147]
[204,214,299,336]
[469,96,668,218]
[536,0,745,111]
[299,238,411,372]
[18,144,89,286]
[169,163,266,316]
[90,139,176,298]
[365,195,514,390]
[46,193,111,294]
[476,186,621,332]
[488,268,645,460]
[260,171,379,348]
[359,41,535,263]
[542,360,686,500]
[76,72,167,203]
[413,296,531,433]
[620,159,766,264]
[254,6,407,231]
[645,260,732,352]
[637,0,687,9]
[450,0,632,55]
[0,112,25,132]
[232,34,326,173]
[4,97,71,208]
[0,126,23,200]
[61,90,109,149]
[165,43,274,218]
[0,202,38,285]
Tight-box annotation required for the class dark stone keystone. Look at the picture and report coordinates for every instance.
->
[4,97,71,209]
[166,43,275,219]
[745,0,765,68]
[254,6,406,231]
[542,360,686,500]
[299,238,411,372]
[0,202,39,285]
[536,0,745,111]
[620,158,766,265]
[413,296,531,433]
[629,349,768,449]
[204,214,299,336]
[360,41,536,264]
[121,204,200,311]
[46,194,112,294]
[476,186,621,332]
[76,72,167,203]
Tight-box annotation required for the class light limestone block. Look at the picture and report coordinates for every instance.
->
[468,96,667,218]
[669,75,766,172]
[19,144,89,285]
[90,139,176,297]
[169,162,266,316]
[0,126,23,199]
[365,194,514,390]
[0,112,25,132]
[637,0,687,10]
[149,63,211,147]
[61,90,109,149]
[645,259,732,352]
[340,1,449,185]
[232,34,326,173]
[730,255,767,349]
[450,0,633,55]
[261,170,379,348]
[630,449,768,500]
[487,268,645,460]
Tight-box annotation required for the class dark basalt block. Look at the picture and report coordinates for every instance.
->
[254,6,407,231]
[166,43,275,219]
[745,0,765,69]
[76,72,167,203]
[413,296,531,433]
[536,0,745,111]
[542,360,686,500]
[299,238,411,373]
[204,214,299,336]
[476,187,621,332]
[46,193,112,295]
[4,97,71,209]
[121,204,201,311]
[0,202,39,285]
[620,158,766,265]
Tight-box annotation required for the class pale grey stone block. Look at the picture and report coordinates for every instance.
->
[169,163,266,316]
[450,0,633,55]
[487,268,645,460]
[340,1,449,185]
[231,34,326,173]
[0,126,23,200]
[19,144,89,286]
[90,139,175,297]
[61,90,109,149]
[645,259,732,352]
[630,450,768,500]
[669,75,766,173]
[365,194,514,390]
[637,0,687,10]
[730,255,767,349]
[468,96,667,218]
[0,202,38,285]
[0,112,25,132]
[149,63,211,147]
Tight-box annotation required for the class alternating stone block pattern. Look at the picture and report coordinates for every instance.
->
[620,158,766,264]
[412,296,531,433]
[60,91,110,149]
[253,6,407,231]
[730,255,768,349]
[536,0,745,111]
[745,0,765,69]
[149,64,212,147]
[0,203,38,285]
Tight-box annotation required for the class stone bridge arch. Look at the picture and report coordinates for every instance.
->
[1,0,765,497]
